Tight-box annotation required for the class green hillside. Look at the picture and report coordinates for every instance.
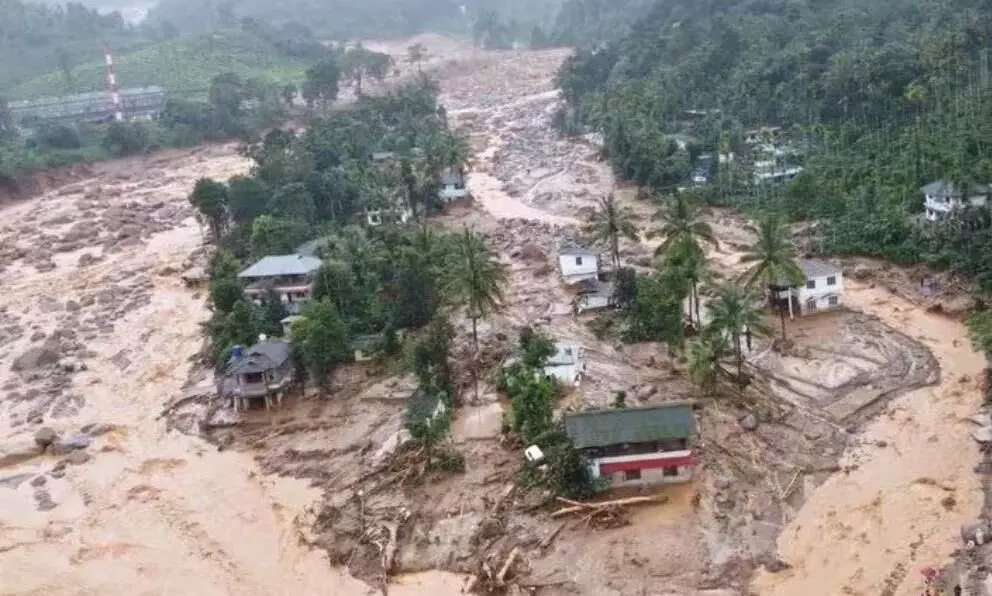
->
[11,28,316,99]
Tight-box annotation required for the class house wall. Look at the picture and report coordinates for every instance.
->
[588,450,696,488]
[558,254,599,284]
[577,293,612,313]
[545,362,583,386]
[796,272,844,314]
[924,194,988,221]
[246,280,314,315]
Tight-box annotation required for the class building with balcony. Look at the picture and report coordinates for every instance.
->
[238,254,322,315]
[922,180,989,222]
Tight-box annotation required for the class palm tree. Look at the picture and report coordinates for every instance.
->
[651,192,717,256]
[446,227,506,352]
[584,193,639,271]
[740,215,804,340]
[706,283,772,387]
[661,239,707,329]
[687,336,726,396]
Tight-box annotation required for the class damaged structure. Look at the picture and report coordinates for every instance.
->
[219,337,295,411]
[565,402,698,489]
[557,242,600,285]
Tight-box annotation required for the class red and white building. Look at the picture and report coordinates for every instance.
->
[564,402,698,488]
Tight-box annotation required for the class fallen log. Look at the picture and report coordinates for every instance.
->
[538,522,566,552]
[551,495,665,517]
[496,547,520,586]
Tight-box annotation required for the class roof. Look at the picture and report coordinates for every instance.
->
[797,259,841,278]
[350,333,382,351]
[548,342,581,366]
[238,255,322,278]
[564,403,697,449]
[922,180,989,198]
[404,389,443,426]
[371,151,397,161]
[225,339,292,376]
[440,167,464,185]
[280,315,304,324]
[559,244,599,257]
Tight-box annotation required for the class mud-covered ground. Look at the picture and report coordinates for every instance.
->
[0,35,987,596]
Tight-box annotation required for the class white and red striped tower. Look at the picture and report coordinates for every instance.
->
[103,43,123,122]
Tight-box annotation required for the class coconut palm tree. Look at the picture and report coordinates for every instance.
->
[651,192,717,256]
[583,193,640,271]
[660,240,708,328]
[445,227,506,352]
[687,335,727,396]
[706,283,772,387]
[740,215,804,340]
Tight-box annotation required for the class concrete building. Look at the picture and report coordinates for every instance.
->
[238,254,322,315]
[922,180,989,222]
[771,259,844,317]
[439,167,469,202]
[574,279,615,314]
[219,337,295,411]
[565,402,698,489]
[557,244,600,286]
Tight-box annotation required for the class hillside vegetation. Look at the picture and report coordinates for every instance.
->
[146,0,562,41]
[0,0,153,90]
[10,27,322,99]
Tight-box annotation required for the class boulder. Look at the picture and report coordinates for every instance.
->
[739,411,759,431]
[12,343,61,371]
[48,434,91,456]
[0,441,43,467]
[973,427,992,444]
[962,521,990,546]
[34,427,58,448]
[65,450,91,466]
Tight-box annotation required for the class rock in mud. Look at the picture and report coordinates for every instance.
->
[851,263,875,280]
[962,521,990,546]
[80,423,115,437]
[972,427,992,444]
[64,450,91,466]
[48,434,91,455]
[739,411,759,431]
[34,427,58,448]
[12,343,61,371]
[30,475,47,488]
[34,489,57,511]
[763,557,792,573]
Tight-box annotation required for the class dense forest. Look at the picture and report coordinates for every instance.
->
[554,0,992,376]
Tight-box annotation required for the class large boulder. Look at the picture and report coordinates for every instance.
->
[12,343,61,372]
[34,427,58,448]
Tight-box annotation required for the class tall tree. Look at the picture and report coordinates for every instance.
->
[189,177,229,240]
[706,283,771,387]
[445,227,506,351]
[583,193,639,271]
[292,298,351,388]
[302,57,341,113]
[651,192,716,257]
[407,43,427,72]
[740,215,804,340]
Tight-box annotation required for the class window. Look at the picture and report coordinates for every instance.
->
[826,276,836,286]
[805,279,815,289]
[575,256,583,266]
[623,469,641,481]
[663,466,679,477]
[828,296,839,306]
[805,297,817,311]
[244,372,264,384]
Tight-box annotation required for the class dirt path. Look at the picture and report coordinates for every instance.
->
[751,280,985,595]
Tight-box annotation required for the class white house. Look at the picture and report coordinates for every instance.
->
[558,244,600,285]
[574,279,615,314]
[504,341,586,387]
[922,180,989,222]
[439,167,469,202]
[754,165,802,185]
[365,204,413,227]
[544,342,585,386]
[564,402,698,490]
[773,259,844,318]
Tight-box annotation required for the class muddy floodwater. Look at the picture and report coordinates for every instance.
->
[0,36,986,596]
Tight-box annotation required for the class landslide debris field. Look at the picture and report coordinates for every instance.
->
[0,37,986,596]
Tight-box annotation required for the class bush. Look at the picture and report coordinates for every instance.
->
[32,124,81,149]
[101,121,152,156]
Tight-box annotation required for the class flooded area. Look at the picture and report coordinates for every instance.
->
[0,35,986,596]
